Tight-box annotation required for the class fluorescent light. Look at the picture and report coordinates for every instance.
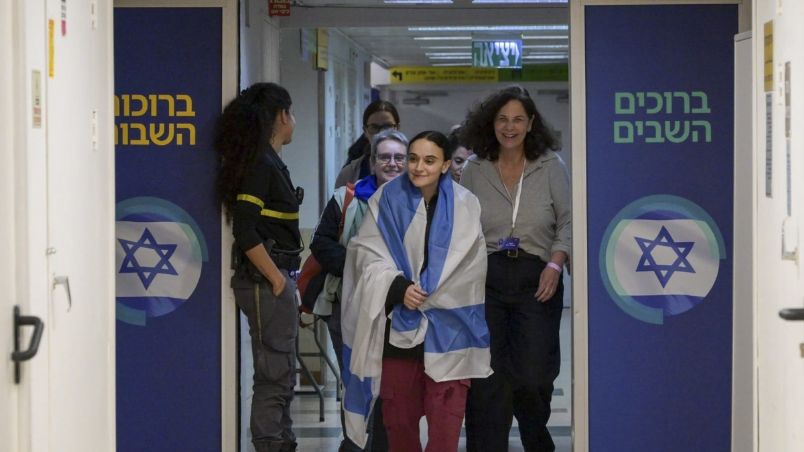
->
[522,44,568,49]
[427,55,473,60]
[413,36,473,41]
[425,52,472,57]
[523,54,568,60]
[385,0,451,3]
[473,0,566,3]
[521,35,569,40]
[409,25,568,32]
[422,46,471,49]
[431,63,472,67]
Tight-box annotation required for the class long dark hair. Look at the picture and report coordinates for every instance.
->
[362,100,400,127]
[214,82,292,222]
[461,86,558,161]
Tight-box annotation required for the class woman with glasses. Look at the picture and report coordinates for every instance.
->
[335,100,400,188]
[310,129,409,451]
[460,86,570,452]
[341,130,492,452]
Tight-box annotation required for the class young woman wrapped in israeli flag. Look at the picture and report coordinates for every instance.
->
[340,130,492,451]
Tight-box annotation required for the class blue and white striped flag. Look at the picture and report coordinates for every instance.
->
[340,174,492,448]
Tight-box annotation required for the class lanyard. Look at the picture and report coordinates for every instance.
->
[498,160,525,234]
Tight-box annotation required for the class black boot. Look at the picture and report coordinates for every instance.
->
[253,439,285,452]
[280,440,297,452]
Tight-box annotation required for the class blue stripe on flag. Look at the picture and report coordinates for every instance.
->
[341,346,373,418]
[420,175,453,294]
[376,177,420,280]
[423,304,490,353]
[391,305,424,332]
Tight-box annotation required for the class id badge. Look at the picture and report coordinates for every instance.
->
[498,236,520,257]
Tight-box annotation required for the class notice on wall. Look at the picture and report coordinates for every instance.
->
[764,21,773,92]
[766,93,773,197]
[389,66,497,84]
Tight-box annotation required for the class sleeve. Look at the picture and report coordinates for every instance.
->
[310,196,347,276]
[548,156,572,256]
[385,275,414,315]
[232,161,270,251]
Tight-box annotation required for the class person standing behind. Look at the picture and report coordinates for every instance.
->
[310,129,410,451]
[460,86,571,452]
[335,100,401,187]
[214,82,304,452]
[341,131,492,452]
[446,126,473,182]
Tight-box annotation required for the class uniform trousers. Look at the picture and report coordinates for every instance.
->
[380,357,470,452]
[465,252,563,452]
[233,272,298,452]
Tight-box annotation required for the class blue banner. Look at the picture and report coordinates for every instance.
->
[114,8,222,451]
[586,5,736,451]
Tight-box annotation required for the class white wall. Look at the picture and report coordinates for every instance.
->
[754,1,804,451]
[280,28,372,228]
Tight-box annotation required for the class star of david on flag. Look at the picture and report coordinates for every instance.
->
[610,219,718,298]
[118,228,179,289]
[116,221,202,301]
[634,226,695,288]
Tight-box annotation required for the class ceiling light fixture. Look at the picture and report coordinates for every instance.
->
[425,52,472,57]
[413,36,473,41]
[426,55,473,60]
[409,25,568,32]
[422,46,472,50]
[521,35,569,40]
[431,63,472,67]
[384,0,452,3]
[523,54,568,60]
[522,44,569,49]
[472,0,566,3]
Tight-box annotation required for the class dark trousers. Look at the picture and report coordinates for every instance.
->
[323,304,388,452]
[465,252,563,452]
[233,272,299,452]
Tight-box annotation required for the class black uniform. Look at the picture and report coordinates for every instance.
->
[232,145,302,452]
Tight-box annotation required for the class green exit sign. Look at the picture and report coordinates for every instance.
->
[472,40,522,69]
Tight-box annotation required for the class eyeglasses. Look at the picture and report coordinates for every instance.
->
[376,153,407,165]
[365,123,398,134]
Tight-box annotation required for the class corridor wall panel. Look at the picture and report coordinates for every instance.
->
[583,4,737,451]
[114,7,222,452]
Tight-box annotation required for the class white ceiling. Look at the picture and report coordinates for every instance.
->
[280,0,569,67]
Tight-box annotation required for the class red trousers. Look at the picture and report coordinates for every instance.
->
[380,357,470,452]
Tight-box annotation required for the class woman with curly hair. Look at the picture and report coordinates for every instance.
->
[460,86,570,452]
[215,82,303,452]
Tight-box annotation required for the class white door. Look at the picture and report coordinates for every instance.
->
[755,0,804,449]
[34,0,117,450]
[2,0,20,446]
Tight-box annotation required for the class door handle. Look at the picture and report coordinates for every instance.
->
[53,275,72,311]
[11,305,45,384]
[779,308,804,321]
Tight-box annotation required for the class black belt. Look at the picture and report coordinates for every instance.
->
[270,252,301,272]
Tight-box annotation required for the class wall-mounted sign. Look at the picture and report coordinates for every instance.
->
[472,40,522,69]
[389,66,497,84]
[268,0,290,17]
[316,28,329,71]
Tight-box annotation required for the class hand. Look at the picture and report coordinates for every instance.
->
[271,274,287,297]
[403,284,428,310]
[534,265,560,303]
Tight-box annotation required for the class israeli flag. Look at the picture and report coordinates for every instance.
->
[611,219,719,297]
[340,175,492,448]
[116,221,202,301]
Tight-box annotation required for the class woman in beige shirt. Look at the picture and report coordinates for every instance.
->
[459,86,570,452]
